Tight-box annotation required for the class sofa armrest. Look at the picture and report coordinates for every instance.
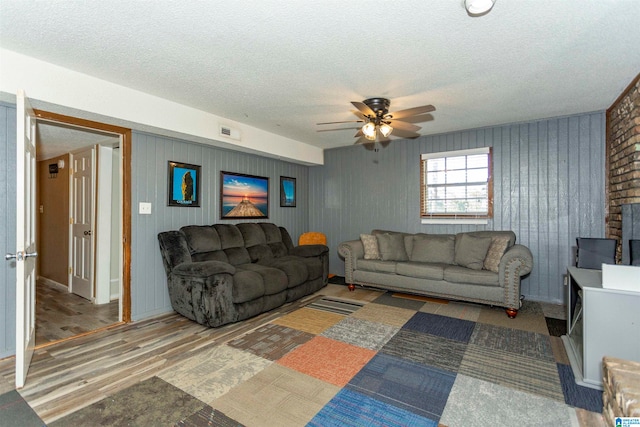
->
[172,261,236,278]
[290,244,329,258]
[499,244,533,309]
[338,239,364,284]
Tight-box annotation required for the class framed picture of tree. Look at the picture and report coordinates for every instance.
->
[167,161,201,207]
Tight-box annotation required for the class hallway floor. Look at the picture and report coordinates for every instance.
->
[36,280,119,345]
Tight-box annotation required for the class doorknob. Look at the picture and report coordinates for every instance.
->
[83,230,92,236]
[5,251,38,261]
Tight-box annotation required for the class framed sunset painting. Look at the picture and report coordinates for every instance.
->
[220,171,269,219]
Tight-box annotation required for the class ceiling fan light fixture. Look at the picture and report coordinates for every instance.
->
[379,123,393,137]
[362,122,376,138]
[465,0,495,15]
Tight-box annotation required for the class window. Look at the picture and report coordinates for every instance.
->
[420,147,493,219]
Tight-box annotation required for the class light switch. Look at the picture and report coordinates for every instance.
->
[139,202,152,215]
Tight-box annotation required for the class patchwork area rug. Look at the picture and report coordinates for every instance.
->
[50,292,603,426]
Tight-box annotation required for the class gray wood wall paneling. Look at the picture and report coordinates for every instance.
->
[0,103,17,358]
[130,132,310,320]
[310,111,606,304]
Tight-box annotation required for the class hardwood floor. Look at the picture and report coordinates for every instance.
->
[36,280,120,346]
[0,284,380,423]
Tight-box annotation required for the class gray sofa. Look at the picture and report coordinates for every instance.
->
[338,230,533,318]
[158,223,328,327]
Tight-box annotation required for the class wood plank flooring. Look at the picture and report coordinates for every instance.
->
[0,284,382,424]
[36,280,119,345]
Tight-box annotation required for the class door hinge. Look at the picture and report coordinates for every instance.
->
[69,267,73,274]
[70,217,73,224]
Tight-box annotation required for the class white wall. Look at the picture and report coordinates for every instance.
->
[0,48,324,166]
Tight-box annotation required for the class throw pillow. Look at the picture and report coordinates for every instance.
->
[454,234,493,270]
[483,236,511,272]
[360,234,381,260]
[410,235,455,264]
[376,233,409,261]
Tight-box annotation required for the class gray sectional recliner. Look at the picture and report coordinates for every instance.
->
[339,229,533,318]
[158,223,328,327]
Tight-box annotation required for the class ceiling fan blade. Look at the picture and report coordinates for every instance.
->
[391,129,421,139]
[317,120,364,125]
[354,129,364,138]
[397,113,434,124]
[388,104,436,120]
[387,120,421,133]
[351,101,376,117]
[363,142,377,151]
[317,126,362,132]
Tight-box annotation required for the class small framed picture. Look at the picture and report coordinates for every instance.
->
[220,171,269,219]
[280,176,296,207]
[167,161,201,207]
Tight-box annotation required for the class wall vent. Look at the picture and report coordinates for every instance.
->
[219,125,241,140]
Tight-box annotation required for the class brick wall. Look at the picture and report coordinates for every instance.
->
[606,73,640,260]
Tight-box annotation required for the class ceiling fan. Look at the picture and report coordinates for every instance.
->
[317,97,436,146]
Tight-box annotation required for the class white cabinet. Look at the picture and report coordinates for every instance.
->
[561,267,640,390]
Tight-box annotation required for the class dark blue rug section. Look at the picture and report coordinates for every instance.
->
[403,311,475,343]
[557,363,603,412]
[346,353,455,421]
[307,388,438,427]
[0,390,45,427]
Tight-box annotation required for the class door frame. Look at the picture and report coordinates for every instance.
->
[34,109,132,322]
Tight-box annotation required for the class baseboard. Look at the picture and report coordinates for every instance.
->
[38,276,68,292]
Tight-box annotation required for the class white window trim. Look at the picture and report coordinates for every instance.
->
[421,218,489,225]
[421,146,490,161]
[420,146,492,221]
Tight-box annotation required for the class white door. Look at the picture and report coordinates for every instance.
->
[70,147,95,301]
[6,90,38,388]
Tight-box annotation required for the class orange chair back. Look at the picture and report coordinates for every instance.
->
[298,232,327,246]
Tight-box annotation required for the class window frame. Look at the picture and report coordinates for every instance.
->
[420,147,493,220]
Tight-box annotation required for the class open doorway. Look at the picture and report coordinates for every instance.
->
[33,111,131,346]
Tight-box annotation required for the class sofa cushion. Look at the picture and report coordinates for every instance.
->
[268,256,309,287]
[224,247,252,266]
[357,259,397,274]
[396,262,445,280]
[237,264,287,295]
[232,269,265,303]
[483,236,511,272]
[269,242,289,258]
[247,244,274,263]
[181,226,221,253]
[444,265,499,286]
[191,250,229,263]
[237,223,267,247]
[299,257,324,280]
[410,235,455,264]
[214,224,245,249]
[376,233,409,261]
[454,234,493,270]
[261,223,282,243]
[360,234,381,260]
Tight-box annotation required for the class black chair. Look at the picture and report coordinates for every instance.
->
[576,238,616,269]
[630,239,640,266]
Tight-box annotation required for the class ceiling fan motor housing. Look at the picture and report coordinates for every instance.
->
[363,98,390,117]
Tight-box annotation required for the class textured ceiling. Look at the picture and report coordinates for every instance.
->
[1,1,640,151]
